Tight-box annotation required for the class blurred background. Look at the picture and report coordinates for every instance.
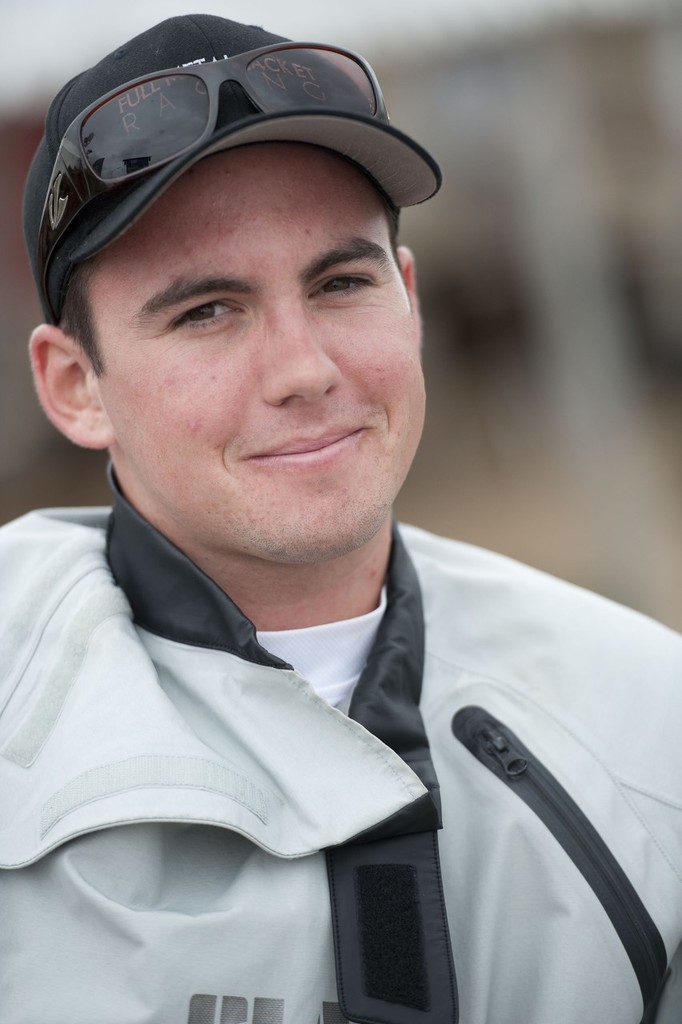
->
[3,0,682,627]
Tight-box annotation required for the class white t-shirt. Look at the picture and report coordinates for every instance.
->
[257,588,387,712]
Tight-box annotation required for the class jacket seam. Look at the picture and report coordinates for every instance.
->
[1,816,331,869]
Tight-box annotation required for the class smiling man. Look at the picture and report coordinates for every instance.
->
[4,12,682,1024]
[34,145,424,627]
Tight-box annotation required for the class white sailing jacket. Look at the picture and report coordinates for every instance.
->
[1,493,682,1024]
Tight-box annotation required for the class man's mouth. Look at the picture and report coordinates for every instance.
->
[247,429,364,464]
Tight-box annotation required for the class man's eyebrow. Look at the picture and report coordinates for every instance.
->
[133,240,393,324]
[302,238,394,285]
[134,276,254,324]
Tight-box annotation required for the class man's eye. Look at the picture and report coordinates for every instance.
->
[321,276,366,293]
[176,300,229,325]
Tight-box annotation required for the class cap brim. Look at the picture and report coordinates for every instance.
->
[69,109,441,270]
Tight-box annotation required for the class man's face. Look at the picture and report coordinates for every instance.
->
[85,143,425,571]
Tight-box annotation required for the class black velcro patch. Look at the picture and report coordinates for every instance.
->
[354,863,429,1010]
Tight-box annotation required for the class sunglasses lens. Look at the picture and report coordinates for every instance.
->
[245,48,378,116]
[81,75,210,180]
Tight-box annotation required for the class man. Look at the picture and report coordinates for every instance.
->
[2,12,682,1024]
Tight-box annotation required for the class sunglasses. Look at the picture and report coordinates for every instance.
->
[38,41,388,318]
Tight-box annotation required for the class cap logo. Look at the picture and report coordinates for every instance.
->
[47,172,68,231]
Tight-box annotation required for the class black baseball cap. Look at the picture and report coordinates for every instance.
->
[23,13,442,324]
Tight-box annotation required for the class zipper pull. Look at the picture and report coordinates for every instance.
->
[480,726,528,779]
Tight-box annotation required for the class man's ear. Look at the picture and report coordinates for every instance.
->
[397,245,422,335]
[29,324,114,450]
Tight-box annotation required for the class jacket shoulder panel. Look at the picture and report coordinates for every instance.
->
[400,523,682,831]
[0,507,125,710]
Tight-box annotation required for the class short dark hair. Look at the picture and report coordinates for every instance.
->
[59,259,104,375]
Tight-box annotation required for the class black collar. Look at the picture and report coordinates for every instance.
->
[106,471,285,667]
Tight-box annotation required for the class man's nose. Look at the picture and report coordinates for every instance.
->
[259,311,342,406]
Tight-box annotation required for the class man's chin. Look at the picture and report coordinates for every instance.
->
[238,505,393,567]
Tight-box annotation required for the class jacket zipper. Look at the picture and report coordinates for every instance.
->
[452,705,667,1014]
